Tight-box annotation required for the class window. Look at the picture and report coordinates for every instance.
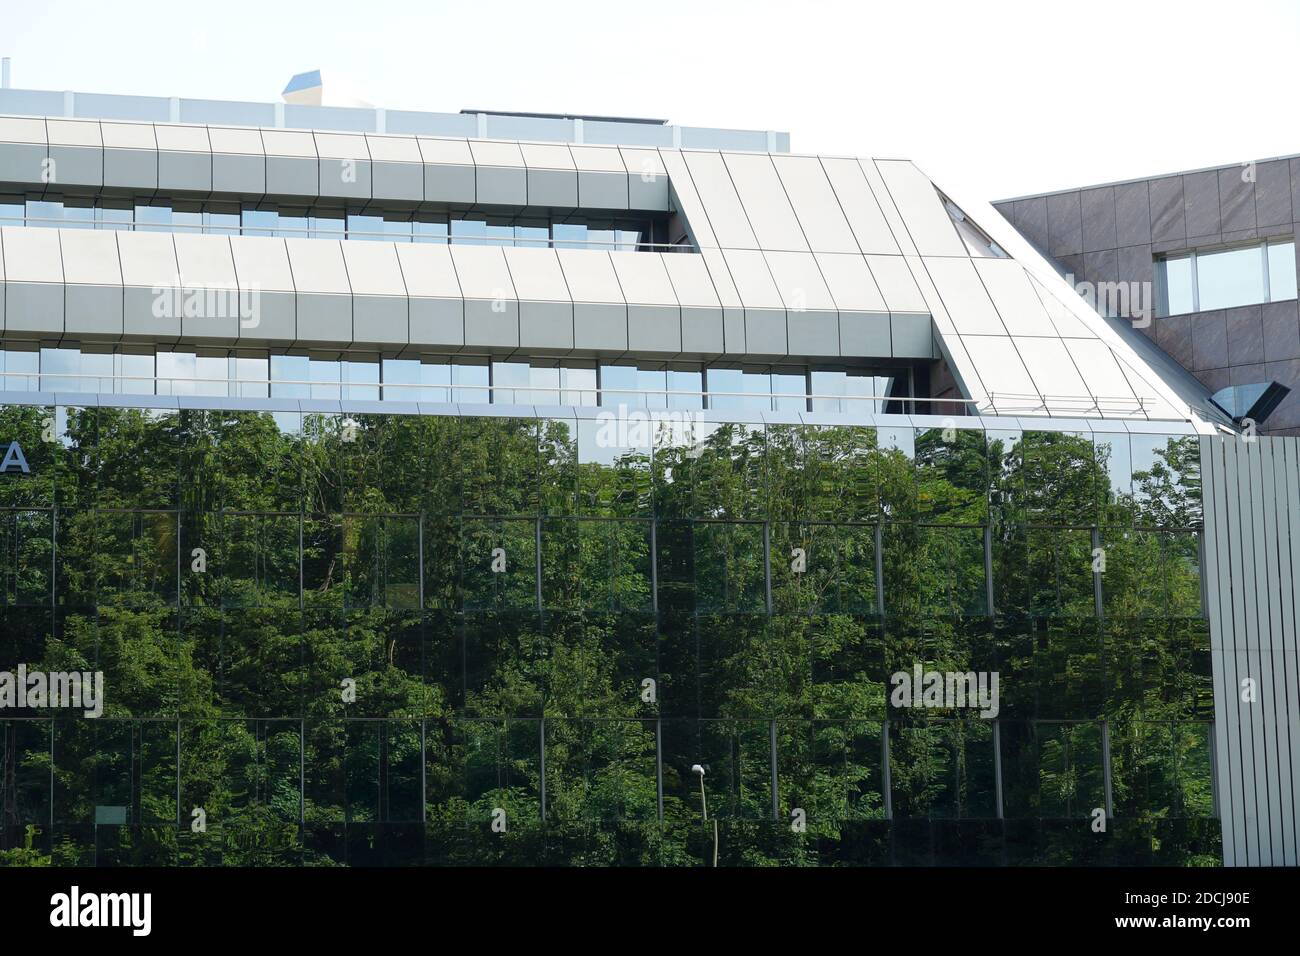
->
[0,345,932,416]
[1157,238,1297,315]
[942,196,1008,258]
[3,197,671,253]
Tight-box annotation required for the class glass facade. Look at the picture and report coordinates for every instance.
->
[0,347,913,413]
[0,403,1215,866]
[0,197,669,252]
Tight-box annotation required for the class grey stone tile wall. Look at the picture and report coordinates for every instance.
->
[996,155,1300,434]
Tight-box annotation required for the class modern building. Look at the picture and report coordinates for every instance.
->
[0,80,1290,867]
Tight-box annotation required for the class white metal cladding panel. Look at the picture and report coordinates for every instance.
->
[503,246,570,302]
[763,251,835,311]
[417,137,473,166]
[681,150,757,249]
[722,248,784,310]
[313,131,369,161]
[873,159,966,257]
[1029,274,1095,338]
[58,229,120,284]
[558,249,623,303]
[173,232,235,287]
[819,157,900,255]
[59,229,121,339]
[47,118,100,146]
[772,155,859,254]
[520,142,574,170]
[172,233,239,341]
[1201,434,1300,866]
[864,255,927,313]
[365,133,422,163]
[207,126,264,155]
[922,256,1006,335]
[285,238,350,294]
[154,124,210,152]
[959,335,1036,410]
[394,243,461,298]
[856,159,918,257]
[0,116,47,144]
[229,235,295,291]
[622,147,669,209]
[115,230,178,287]
[972,258,1053,337]
[100,121,157,150]
[814,252,887,313]
[1,225,64,282]
[340,241,406,296]
[1111,352,1181,421]
[395,242,462,348]
[609,251,675,306]
[449,244,516,300]
[1012,335,1091,414]
[467,139,525,168]
[261,129,317,157]
[722,152,808,252]
[1059,339,1139,409]
[570,145,625,173]
[660,252,721,308]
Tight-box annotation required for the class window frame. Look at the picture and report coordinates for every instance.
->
[1157,237,1297,316]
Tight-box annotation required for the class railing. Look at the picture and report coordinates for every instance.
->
[0,368,1188,420]
[982,391,1152,417]
[0,368,950,411]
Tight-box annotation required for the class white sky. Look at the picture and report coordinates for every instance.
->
[3,0,1297,202]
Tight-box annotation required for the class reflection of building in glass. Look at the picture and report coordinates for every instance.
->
[0,83,1289,867]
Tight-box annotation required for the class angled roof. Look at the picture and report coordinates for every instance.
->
[664,149,1221,428]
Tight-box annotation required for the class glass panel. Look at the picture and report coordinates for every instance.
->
[810,369,898,414]
[39,347,81,393]
[2,350,40,391]
[452,363,489,404]
[707,367,771,412]
[233,356,269,399]
[1196,245,1264,310]
[278,208,309,238]
[270,354,311,399]
[26,199,62,228]
[310,359,341,400]
[97,204,133,231]
[514,223,548,249]
[135,204,173,233]
[552,222,586,249]
[450,217,487,246]
[81,352,114,393]
[0,198,24,226]
[561,366,597,406]
[204,206,241,236]
[1268,240,1297,301]
[173,207,203,234]
[241,207,278,238]
[771,371,807,412]
[343,360,380,401]
[667,368,704,410]
[312,210,346,239]
[1158,255,1194,316]
[62,202,95,230]
[413,219,449,244]
[491,362,530,405]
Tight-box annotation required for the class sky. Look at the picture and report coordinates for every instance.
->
[2,0,1297,202]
